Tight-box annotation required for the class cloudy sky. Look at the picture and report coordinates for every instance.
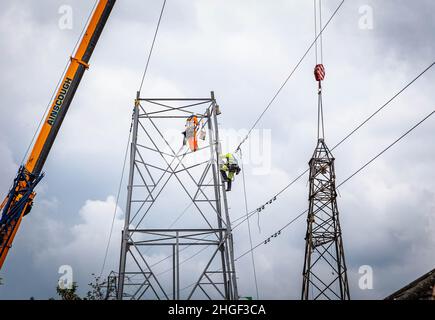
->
[0,0,434,299]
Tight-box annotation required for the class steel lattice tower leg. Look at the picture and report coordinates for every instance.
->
[301,138,350,300]
[117,92,238,300]
[104,271,118,300]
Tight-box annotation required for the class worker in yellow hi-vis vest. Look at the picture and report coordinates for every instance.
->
[220,153,241,191]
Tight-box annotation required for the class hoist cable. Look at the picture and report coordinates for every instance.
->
[20,0,99,165]
[239,149,260,299]
[234,0,346,152]
[138,0,167,93]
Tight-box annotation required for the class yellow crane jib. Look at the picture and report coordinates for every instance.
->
[0,0,116,269]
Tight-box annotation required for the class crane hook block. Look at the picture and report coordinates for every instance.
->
[314,64,325,82]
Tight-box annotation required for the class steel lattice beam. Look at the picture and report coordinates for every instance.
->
[301,138,350,300]
[117,92,238,300]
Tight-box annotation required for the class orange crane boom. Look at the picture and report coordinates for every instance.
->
[0,0,116,269]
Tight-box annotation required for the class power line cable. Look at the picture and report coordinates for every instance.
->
[120,0,344,287]
[175,109,435,294]
[337,110,435,188]
[231,60,435,228]
[99,115,134,277]
[234,109,435,261]
[331,61,435,151]
[239,149,260,299]
[138,0,167,93]
[121,1,433,291]
[170,29,433,301]
[235,0,346,152]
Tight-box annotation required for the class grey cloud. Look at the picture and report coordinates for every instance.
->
[0,0,434,299]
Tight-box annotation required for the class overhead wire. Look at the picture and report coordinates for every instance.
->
[234,109,435,262]
[174,105,435,296]
[138,0,167,93]
[234,0,346,153]
[337,109,435,188]
[170,60,435,292]
[112,0,168,279]
[115,0,345,291]
[134,12,432,299]
[231,60,435,228]
[114,0,433,295]
[330,61,435,151]
[239,148,260,299]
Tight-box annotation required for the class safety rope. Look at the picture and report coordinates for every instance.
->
[99,113,134,277]
[238,148,260,299]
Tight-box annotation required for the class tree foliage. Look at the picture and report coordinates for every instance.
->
[55,274,116,300]
[86,274,106,300]
[56,282,81,300]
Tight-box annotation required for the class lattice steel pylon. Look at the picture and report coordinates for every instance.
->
[104,271,118,300]
[301,15,350,297]
[301,138,350,300]
[117,92,238,300]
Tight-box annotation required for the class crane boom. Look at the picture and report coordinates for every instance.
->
[0,0,116,269]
